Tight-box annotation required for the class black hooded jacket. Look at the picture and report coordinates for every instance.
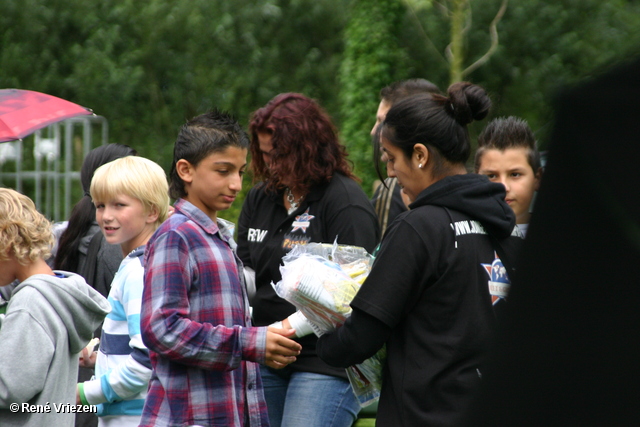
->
[318,174,523,427]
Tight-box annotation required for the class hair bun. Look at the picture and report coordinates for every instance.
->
[447,82,491,125]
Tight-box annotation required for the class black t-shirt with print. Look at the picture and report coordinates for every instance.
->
[237,173,380,377]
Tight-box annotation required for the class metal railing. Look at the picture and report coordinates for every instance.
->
[0,115,108,222]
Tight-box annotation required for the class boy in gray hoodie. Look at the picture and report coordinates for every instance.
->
[0,188,111,427]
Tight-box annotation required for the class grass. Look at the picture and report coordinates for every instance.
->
[353,399,377,426]
[354,418,376,427]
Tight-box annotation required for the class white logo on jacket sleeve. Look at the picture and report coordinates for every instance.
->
[248,228,268,242]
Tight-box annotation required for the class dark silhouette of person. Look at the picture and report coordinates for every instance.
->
[464,54,640,426]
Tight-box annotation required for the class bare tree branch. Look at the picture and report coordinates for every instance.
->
[433,0,451,16]
[462,0,508,77]
[462,0,472,38]
[445,0,470,64]
[448,0,467,82]
[405,0,449,66]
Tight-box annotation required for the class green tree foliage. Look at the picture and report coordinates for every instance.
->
[398,0,640,149]
[338,0,407,194]
[473,0,640,146]
[2,0,640,224]
[0,0,349,224]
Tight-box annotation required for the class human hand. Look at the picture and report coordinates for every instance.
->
[281,318,292,329]
[79,347,97,368]
[264,326,302,369]
[276,311,315,338]
[76,387,82,405]
[79,337,99,368]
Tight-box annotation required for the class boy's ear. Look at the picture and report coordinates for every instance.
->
[175,159,193,184]
[146,205,160,224]
[0,246,11,260]
[534,167,543,191]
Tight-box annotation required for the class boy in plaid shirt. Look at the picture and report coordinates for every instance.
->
[139,110,301,427]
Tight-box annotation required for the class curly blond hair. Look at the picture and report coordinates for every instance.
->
[0,188,53,264]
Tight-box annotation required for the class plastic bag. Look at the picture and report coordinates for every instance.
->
[272,241,385,407]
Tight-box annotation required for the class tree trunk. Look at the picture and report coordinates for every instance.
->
[449,0,467,84]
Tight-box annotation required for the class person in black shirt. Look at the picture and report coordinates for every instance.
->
[370,79,441,238]
[317,83,523,426]
[237,93,380,427]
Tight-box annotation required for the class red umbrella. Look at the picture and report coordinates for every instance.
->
[0,89,93,143]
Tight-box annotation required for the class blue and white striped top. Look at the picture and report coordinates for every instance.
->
[83,246,151,422]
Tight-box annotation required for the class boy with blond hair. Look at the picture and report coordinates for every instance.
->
[0,188,110,427]
[77,156,169,427]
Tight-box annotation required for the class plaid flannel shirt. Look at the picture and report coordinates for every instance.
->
[139,199,269,427]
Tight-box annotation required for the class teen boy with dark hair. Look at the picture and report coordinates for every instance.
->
[139,110,301,427]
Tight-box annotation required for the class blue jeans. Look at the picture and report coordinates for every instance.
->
[260,365,360,427]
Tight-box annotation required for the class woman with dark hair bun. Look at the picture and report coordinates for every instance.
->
[237,93,380,427]
[317,82,524,426]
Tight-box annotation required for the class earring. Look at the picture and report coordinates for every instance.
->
[418,163,423,169]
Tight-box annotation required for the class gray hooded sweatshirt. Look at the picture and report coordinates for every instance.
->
[0,271,111,427]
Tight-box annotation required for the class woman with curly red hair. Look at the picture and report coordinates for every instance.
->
[237,93,380,427]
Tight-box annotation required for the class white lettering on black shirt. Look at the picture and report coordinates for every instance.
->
[450,220,488,236]
[247,228,268,242]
